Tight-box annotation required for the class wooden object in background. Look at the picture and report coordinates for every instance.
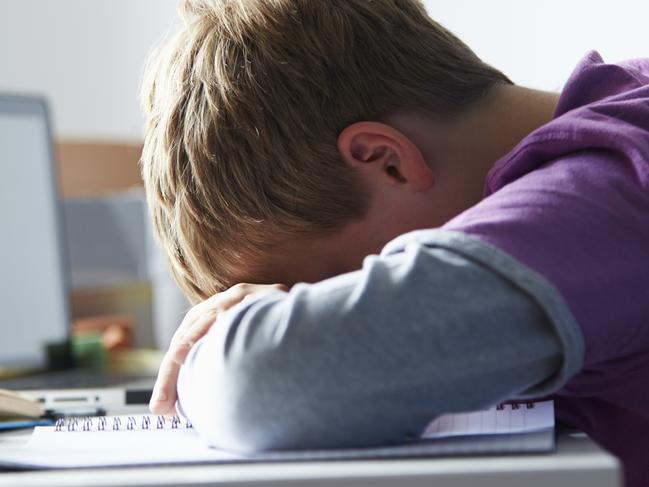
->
[56,141,143,198]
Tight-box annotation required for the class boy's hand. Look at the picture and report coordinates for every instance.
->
[149,283,288,415]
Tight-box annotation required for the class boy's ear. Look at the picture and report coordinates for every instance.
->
[337,121,434,191]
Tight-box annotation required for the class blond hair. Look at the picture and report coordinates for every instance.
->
[141,0,511,303]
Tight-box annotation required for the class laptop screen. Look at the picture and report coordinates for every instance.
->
[0,95,69,369]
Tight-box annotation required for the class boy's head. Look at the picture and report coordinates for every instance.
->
[141,0,511,303]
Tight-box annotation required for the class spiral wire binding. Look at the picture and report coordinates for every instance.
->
[53,404,533,432]
[54,415,193,432]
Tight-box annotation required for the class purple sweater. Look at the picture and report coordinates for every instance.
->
[445,51,649,486]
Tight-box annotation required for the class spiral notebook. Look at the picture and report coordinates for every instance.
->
[0,401,555,469]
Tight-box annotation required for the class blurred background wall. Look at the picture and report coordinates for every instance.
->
[0,0,178,140]
[0,0,647,348]
[424,0,649,91]
[1,0,648,142]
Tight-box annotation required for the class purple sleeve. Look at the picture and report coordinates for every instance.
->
[444,151,649,405]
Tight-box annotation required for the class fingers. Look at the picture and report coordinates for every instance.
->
[149,352,181,415]
[169,283,287,360]
[170,310,217,365]
[150,282,288,416]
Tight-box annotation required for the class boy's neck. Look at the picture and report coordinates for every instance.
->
[461,84,561,175]
[385,85,561,222]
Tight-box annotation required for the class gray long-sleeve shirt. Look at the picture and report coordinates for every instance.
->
[177,230,584,453]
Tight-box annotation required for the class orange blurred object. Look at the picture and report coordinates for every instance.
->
[72,315,134,351]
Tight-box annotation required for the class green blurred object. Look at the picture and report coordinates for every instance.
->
[71,333,106,372]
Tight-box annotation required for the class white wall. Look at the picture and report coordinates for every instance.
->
[424,0,649,90]
[1,0,648,139]
[0,0,179,141]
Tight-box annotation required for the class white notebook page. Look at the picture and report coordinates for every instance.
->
[0,401,555,469]
[421,401,554,439]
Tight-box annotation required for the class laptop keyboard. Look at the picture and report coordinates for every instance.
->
[0,369,154,391]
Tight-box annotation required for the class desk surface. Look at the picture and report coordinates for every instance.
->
[0,406,622,487]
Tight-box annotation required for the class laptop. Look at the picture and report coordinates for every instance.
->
[0,94,154,412]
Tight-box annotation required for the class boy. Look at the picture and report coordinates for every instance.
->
[140,1,649,485]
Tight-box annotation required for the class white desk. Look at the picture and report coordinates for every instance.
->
[0,427,621,487]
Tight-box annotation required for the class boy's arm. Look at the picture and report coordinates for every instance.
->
[175,230,583,453]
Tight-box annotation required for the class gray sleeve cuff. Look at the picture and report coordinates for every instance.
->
[382,229,585,398]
